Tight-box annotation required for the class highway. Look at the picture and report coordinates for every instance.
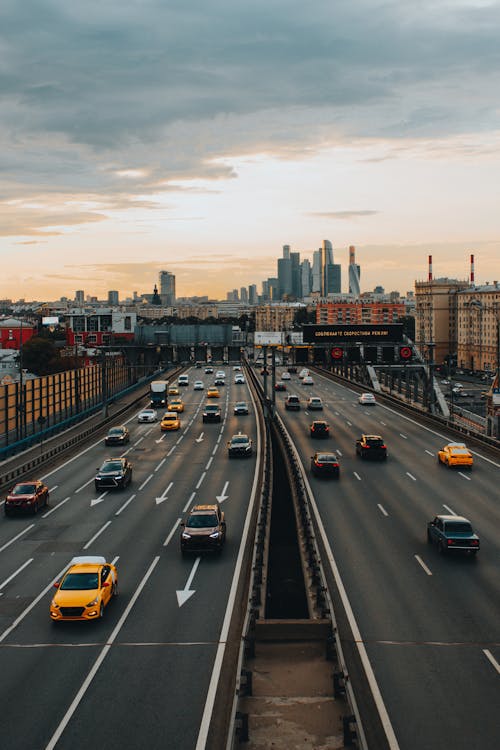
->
[0,368,260,750]
[274,367,500,750]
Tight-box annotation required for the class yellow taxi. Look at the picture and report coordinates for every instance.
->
[161,412,181,431]
[207,386,220,398]
[168,385,180,396]
[169,398,184,413]
[437,442,473,469]
[50,556,118,622]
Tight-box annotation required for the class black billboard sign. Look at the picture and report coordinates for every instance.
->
[303,324,404,343]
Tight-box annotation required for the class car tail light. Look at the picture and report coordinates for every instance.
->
[316,462,323,467]
[447,539,454,545]
[471,540,479,546]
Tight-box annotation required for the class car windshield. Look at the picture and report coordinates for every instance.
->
[235,402,247,408]
[163,415,177,421]
[231,436,248,444]
[187,513,218,528]
[205,405,219,411]
[141,410,154,415]
[108,428,124,435]
[445,521,473,534]
[450,448,470,455]
[367,438,384,446]
[313,423,327,428]
[60,572,99,590]
[101,461,123,472]
[11,484,37,495]
[317,454,336,462]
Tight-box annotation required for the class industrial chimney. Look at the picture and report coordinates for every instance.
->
[428,255,433,282]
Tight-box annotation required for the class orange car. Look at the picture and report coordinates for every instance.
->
[50,556,118,622]
[161,412,181,431]
[437,442,473,469]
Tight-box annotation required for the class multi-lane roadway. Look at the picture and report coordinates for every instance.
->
[0,368,260,750]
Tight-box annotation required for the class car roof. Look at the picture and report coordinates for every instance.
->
[70,555,107,566]
[162,412,178,417]
[436,515,470,523]
[315,452,337,460]
[363,434,383,439]
[191,503,219,513]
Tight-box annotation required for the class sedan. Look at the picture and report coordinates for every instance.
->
[234,401,249,415]
[227,434,253,457]
[310,421,330,438]
[168,398,184,413]
[427,515,480,556]
[437,443,473,469]
[356,435,387,460]
[207,386,220,398]
[193,380,204,390]
[105,425,130,446]
[358,393,376,405]
[168,386,180,396]
[234,375,245,384]
[307,397,323,410]
[281,371,291,380]
[302,376,314,385]
[275,381,287,391]
[161,412,181,431]
[310,452,340,478]
[137,408,158,423]
[4,480,49,516]
[50,556,118,621]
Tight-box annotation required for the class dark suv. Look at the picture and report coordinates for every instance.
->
[105,425,130,446]
[355,435,387,460]
[227,434,253,457]
[202,404,221,423]
[180,503,226,554]
[95,457,133,491]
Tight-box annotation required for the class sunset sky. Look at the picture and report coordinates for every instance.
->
[1,0,500,301]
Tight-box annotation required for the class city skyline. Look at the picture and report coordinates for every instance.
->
[1,1,500,300]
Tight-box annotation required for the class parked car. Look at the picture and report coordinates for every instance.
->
[180,503,226,554]
[95,457,132,490]
[437,443,473,469]
[310,452,340,478]
[307,396,323,410]
[5,480,49,516]
[356,434,387,460]
[203,404,221,423]
[227,434,253,457]
[358,393,376,405]
[285,395,301,410]
[137,408,158,423]
[310,421,330,438]
[160,412,181,431]
[105,425,130,446]
[50,556,118,621]
[234,401,249,415]
[427,515,480,555]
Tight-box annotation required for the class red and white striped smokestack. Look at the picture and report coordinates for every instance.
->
[428,255,433,282]
[470,253,475,285]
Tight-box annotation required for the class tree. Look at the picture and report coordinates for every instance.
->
[21,337,67,375]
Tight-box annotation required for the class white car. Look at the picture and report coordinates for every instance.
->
[215,370,225,379]
[137,408,158,423]
[234,375,245,384]
[302,375,314,385]
[359,393,376,405]
[193,380,204,390]
[299,368,309,379]
[307,397,323,410]
[281,372,291,380]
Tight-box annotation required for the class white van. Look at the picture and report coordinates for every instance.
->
[178,374,189,386]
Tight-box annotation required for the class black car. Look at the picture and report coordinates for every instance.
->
[310,452,340,478]
[181,503,226,554]
[202,404,221,423]
[95,457,133,491]
[105,425,130,446]
[310,421,330,438]
[275,382,287,391]
[234,401,249,415]
[355,434,387,460]
[227,434,253,457]
[427,515,480,556]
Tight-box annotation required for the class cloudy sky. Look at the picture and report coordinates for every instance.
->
[1,0,500,301]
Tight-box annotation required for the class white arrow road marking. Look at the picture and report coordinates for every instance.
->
[406,472,417,481]
[91,492,108,507]
[156,481,173,505]
[195,432,204,443]
[353,472,361,481]
[216,481,229,503]
[176,557,201,607]
[155,435,166,444]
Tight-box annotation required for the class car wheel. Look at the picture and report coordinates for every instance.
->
[112,582,118,597]
[99,602,104,618]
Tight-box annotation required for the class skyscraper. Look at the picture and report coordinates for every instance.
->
[301,259,312,297]
[277,257,293,299]
[240,287,249,303]
[348,246,361,296]
[320,240,333,296]
[248,284,258,304]
[108,290,119,305]
[312,250,322,293]
[290,251,301,299]
[159,271,176,306]
[75,290,84,306]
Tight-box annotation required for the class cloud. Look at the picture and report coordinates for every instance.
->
[307,210,379,220]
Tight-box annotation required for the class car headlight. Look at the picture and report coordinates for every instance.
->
[86,597,99,607]
[51,599,59,608]
[116,475,123,480]
[181,532,191,539]
[209,531,220,539]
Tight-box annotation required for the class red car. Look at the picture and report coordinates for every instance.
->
[5,480,50,515]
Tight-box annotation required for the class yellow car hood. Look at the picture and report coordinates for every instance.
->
[54,588,99,606]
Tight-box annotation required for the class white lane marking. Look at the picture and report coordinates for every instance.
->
[45,557,161,750]
[400,433,407,440]
[183,492,196,513]
[205,456,213,470]
[163,518,182,547]
[458,471,472,481]
[425,450,434,456]
[42,496,71,518]
[75,478,94,494]
[196,472,206,489]
[334,411,340,416]
[212,445,218,456]
[49,485,58,492]
[0,524,35,553]
[0,562,70,643]
[111,556,119,565]
[177,434,184,443]
[443,504,456,515]
[483,649,500,675]
[353,472,361,481]
[176,557,201,607]
[138,474,153,491]
[406,472,417,481]
[115,494,136,516]
[336,450,343,457]
[83,521,111,550]
[0,558,33,592]
[167,446,176,456]
[134,436,144,446]
[380,421,386,426]
[415,555,433,576]
[347,420,352,426]
[377,504,388,517]
[155,457,167,472]
[155,482,173,506]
